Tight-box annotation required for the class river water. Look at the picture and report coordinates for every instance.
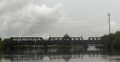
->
[0,46,120,62]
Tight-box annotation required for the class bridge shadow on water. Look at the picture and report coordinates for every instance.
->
[2,47,103,62]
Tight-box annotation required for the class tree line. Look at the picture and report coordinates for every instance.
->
[102,31,120,49]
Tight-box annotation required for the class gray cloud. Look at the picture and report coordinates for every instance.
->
[0,2,65,37]
[0,0,120,39]
[0,0,41,14]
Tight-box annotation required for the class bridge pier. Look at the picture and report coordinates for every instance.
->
[44,44,48,48]
[83,44,88,48]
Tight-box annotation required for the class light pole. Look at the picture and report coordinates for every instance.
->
[108,12,111,34]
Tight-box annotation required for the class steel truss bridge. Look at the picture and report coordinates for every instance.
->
[3,34,102,47]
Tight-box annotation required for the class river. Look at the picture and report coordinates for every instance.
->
[0,46,120,62]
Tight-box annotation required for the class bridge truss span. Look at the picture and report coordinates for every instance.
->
[86,37,102,44]
[3,34,103,46]
[88,37,101,41]
[49,37,83,41]
[10,37,44,41]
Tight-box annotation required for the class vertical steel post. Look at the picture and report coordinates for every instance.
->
[108,12,111,34]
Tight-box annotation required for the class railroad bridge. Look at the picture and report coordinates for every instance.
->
[3,34,102,47]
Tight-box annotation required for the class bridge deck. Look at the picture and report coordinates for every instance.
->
[3,40,102,45]
[3,36,102,45]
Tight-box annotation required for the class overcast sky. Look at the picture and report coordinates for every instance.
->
[0,0,120,39]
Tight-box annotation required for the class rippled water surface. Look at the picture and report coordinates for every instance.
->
[0,46,120,62]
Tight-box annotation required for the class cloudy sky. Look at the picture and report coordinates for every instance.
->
[0,0,120,39]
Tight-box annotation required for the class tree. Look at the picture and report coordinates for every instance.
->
[102,33,116,49]
[0,38,4,50]
[112,31,120,49]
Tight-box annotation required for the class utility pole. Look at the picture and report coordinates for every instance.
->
[108,12,111,34]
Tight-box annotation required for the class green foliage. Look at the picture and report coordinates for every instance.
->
[101,34,108,44]
[0,38,4,50]
[102,33,115,49]
[112,31,120,48]
[102,31,120,49]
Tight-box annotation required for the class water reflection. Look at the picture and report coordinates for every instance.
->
[1,47,102,62]
[1,46,120,62]
[0,51,4,61]
[101,49,120,62]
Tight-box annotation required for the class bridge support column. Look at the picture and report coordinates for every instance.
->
[83,44,88,48]
[44,44,48,48]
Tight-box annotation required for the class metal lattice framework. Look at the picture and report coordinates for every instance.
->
[10,37,43,41]
[49,37,83,41]
[88,37,101,40]
[3,34,102,46]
